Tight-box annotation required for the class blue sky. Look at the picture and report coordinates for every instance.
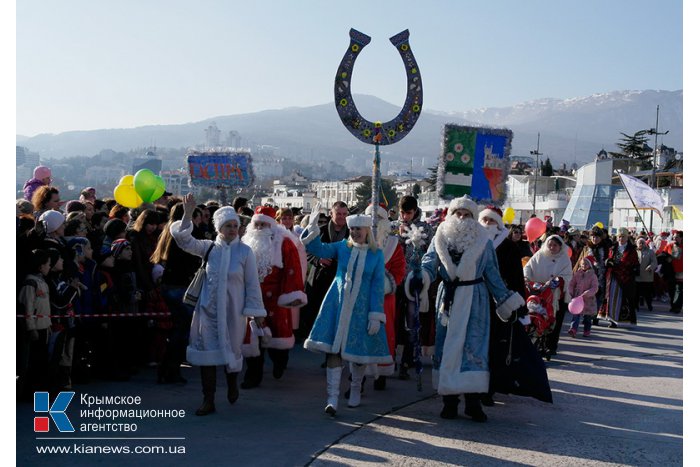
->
[15,0,683,136]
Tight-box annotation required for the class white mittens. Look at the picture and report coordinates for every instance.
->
[367,319,381,336]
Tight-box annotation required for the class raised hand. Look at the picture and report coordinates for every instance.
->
[183,193,197,218]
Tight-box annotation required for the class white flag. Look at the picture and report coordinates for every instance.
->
[618,173,664,217]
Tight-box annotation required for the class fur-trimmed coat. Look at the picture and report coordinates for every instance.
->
[242,227,308,354]
[301,230,392,364]
[170,219,266,373]
[421,222,525,396]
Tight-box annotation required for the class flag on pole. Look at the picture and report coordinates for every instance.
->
[672,205,683,220]
[617,172,665,218]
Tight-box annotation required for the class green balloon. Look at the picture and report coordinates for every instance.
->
[134,169,161,203]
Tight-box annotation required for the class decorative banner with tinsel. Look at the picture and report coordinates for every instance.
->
[186,150,254,188]
[334,28,422,145]
[437,124,513,203]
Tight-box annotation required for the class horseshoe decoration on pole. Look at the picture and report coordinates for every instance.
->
[334,28,423,145]
[333,28,424,390]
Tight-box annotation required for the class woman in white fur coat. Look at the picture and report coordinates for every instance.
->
[170,194,266,416]
[523,235,573,356]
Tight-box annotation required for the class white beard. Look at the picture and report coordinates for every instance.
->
[440,216,479,254]
[482,223,500,241]
[242,227,274,282]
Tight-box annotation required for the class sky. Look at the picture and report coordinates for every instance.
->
[14,0,684,137]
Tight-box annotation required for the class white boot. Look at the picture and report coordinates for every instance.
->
[325,366,342,416]
[348,363,365,408]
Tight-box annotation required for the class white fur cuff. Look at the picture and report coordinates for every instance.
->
[368,312,386,323]
[495,292,525,322]
[278,290,308,307]
[384,271,396,295]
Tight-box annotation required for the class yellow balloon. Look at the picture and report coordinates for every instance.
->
[114,184,143,208]
[503,207,516,224]
[119,174,135,186]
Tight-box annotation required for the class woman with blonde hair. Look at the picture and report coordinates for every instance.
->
[301,208,391,416]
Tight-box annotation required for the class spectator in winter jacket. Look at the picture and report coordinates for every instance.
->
[567,255,599,337]
[23,165,52,202]
[635,238,658,312]
[17,249,53,399]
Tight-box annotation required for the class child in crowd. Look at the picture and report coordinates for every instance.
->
[568,255,599,337]
[17,249,53,399]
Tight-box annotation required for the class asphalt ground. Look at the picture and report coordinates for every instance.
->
[16,301,682,466]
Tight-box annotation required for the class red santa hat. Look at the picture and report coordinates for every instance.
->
[583,255,596,268]
[251,206,277,227]
[478,205,504,229]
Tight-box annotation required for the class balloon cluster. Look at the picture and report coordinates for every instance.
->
[113,169,166,208]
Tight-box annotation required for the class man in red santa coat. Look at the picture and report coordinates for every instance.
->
[240,206,307,388]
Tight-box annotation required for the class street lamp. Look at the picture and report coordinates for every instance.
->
[530,133,542,215]
[644,105,669,190]
[644,105,669,233]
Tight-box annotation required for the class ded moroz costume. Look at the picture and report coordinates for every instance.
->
[240,206,307,388]
[408,195,525,421]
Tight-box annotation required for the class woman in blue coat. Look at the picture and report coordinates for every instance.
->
[301,210,391,416]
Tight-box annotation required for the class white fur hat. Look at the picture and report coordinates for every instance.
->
[447,195,479,219]
[346,214,372,228]
[364,204,388,220]
[213,206,240,232]
[40,210,65,234]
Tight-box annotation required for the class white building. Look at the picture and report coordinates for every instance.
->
[310,178,365,210]
[417,175,575,224]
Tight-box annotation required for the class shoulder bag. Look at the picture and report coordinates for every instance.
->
[183,242,216,306]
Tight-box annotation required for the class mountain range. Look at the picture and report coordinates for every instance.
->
[17,90,682,170]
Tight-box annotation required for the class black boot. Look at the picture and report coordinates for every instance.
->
[440,395,459,419]
[269,348,289,380]
[464,394,487,422]
[481,393,495,407]
[226,371,239,404]
[196,366,216,416]
[373,375,387,391]
[241,355,264,389]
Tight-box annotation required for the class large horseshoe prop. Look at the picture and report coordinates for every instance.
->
[334,28,423,145]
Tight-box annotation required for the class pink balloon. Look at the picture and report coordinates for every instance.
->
[525,217,547,242]
[568,295,585,315]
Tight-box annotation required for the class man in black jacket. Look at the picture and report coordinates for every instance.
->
[297,201,349,341]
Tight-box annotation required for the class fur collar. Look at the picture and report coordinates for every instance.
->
[433,221,490,281]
